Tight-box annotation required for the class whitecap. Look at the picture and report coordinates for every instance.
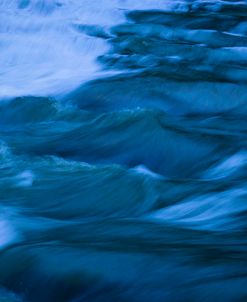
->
[0,217,17,249]
[0,0,186,99]
[15,170,35,187]
[132,165,164,179]
[148,188,247,231]
[203,151,247,180]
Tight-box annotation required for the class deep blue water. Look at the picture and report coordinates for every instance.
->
[1,1,247,301]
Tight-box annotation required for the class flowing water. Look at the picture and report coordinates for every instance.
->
[1,0,247,301]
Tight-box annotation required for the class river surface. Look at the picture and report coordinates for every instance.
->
[0,1,247,301]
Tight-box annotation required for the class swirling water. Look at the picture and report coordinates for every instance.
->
[1,1,247,301]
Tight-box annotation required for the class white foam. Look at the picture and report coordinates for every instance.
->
[203,151,247,180]
[0,141,11,159]
[132,165,164,179]
[15,170,35,187]
[149,188,247,231]
[0,217,17,249]
[0,0,176,99]
[0,0,109,98]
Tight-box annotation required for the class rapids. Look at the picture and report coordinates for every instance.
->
[0,1,247,301]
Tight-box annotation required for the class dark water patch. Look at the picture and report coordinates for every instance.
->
[127,10,242,31]
[70,76,247,115]
[0,224,246,302]
[0,97,60,126]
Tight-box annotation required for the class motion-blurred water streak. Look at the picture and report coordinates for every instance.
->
[0,1,247,301]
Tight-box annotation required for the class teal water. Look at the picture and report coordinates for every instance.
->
[0,1,247,301]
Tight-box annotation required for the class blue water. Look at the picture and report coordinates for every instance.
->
[1,1,247,301]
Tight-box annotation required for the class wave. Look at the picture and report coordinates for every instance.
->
[0,97,223,177]
[1,1,247,301]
